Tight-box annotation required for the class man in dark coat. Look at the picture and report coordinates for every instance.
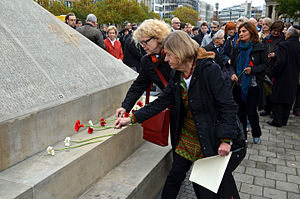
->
[268,26,300,127]
[192,22,208,46]
[77,14,106,50]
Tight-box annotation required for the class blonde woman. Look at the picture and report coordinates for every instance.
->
[104,25,123,60]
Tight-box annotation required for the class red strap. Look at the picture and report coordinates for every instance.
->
[145,67,167,104]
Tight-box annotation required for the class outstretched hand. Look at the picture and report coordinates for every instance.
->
[218,142,231,157]
[116,107,126,118]
[114,117,131,129]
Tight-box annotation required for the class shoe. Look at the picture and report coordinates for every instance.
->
[267,121,282,127]
[253,137,260,144]
[260,111,270,116]
[294,112,300,116]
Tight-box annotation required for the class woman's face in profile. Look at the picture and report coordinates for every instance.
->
[139,35,161,55]
[164,48,179,70]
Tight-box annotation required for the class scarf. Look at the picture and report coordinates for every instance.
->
[237,41,253,102]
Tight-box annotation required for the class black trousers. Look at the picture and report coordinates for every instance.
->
[233,86,262,138]
[293,84,300,113]
[272,103,292,126]
[161,153,240,199]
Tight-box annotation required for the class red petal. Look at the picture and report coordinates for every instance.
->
[88,127,94,134]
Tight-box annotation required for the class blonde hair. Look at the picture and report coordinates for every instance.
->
[107,25,118,35]
[163,30,199,65]
[263,17,272,28]
[133,19,171,45]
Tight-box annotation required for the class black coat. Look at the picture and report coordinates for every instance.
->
[134,58,238,157]
[231,42,268,109]
[121,54,172,112]
[192,31,205,46]
[272,36,300,104]
[123,34,146,72]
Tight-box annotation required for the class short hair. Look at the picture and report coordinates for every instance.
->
[65,13,75,24]
[107,25,118,35]
[86,14,97,23]
[192,26,199,31]
[211,21,219,27]
[76,18,82,24]
[171,17,180,24]
[212,30,224,40]
[263,17,272,28]
[238,22,259,44]
[225,22,236,33]
[133,19,171,45]
[287,26,300,37]
[237,16,249,23]
[180,22,186,30]
[271,21,284,32]
[163,30,199,65]
[200,21,208,27]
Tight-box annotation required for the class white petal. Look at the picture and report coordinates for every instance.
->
[51,149,55,156]
[64,137,71,147]
[47,146,53,155]
[89,120,94,126]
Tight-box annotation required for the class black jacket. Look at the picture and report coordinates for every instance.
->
[121,54,172,112]
[192,31,205,46]
[272,36,300,104]
[203,42,229,69]
[134,58,238,157]
[231,42,268,109]
[123,34,146,72]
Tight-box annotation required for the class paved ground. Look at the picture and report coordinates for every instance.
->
[157,114,300,199]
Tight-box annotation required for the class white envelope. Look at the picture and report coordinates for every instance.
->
[189,152,232,193]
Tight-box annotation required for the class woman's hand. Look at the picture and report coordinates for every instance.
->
[114,117,131,129]
[231,74,238,82]
[244,67,252,75]
[218,142,231,156]
[116,107,126,118]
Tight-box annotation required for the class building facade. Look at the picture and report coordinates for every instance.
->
[265,0,279,21]
[219,2,255,23]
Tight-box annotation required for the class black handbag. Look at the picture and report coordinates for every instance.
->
[199,59,247,172]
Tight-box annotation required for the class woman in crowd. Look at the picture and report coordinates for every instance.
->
[260,21,285,117]
[115,31,243,199]
[222,21,236,60]
[258,17,272,41]
[115,19,173,132]
[231,22,267,144]
[104,25,123,60]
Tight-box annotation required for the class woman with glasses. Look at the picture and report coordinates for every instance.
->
[115,19,173,130]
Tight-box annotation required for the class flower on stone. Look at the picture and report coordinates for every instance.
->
[47,146,55,156]
[64,137,71,147]
[88,127,94,134]
[74,120,84,132]
[124,112,130,118]
[89,120,94,127]
[137,101,144,107]
[100,118,106,127]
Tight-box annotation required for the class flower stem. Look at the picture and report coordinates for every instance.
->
[55,140,103,151]
[232,70,245,90]
[72,133,117,143]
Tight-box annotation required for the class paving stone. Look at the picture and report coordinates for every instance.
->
[288,192,300,199]
[263,187,287,199]
[276,165,297,175]
[249,154,267,163]
[246,167,265,177]
[241,183,263,196]
[256,162,276,171]
[266,171,286,181]
[254,176,275,188]
[267,146,286,154]
[240,159,257,168]
[288,175,300,184]
[259,150,276,158]
[248,148,259,155]
[276,181,299,193]
[251,195,271,199]
[234,173,254,184]
[239,192,251,199]
[267,157,286,166]
[234,165,246,173]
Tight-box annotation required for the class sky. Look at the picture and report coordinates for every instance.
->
[202,0,266,10]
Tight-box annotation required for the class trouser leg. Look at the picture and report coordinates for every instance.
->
[233,86,248,139]
[272,103,283,126]
[161,153,193,199]
[246,87,261,138]
[293,84,300,113]
[282,104,292,126]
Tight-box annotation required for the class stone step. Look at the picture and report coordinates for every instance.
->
[79,141,172,199]
[0,124,145,199]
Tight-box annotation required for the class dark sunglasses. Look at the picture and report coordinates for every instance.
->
[139,37,154,45]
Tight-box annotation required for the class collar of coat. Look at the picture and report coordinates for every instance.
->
[196,47,215,60]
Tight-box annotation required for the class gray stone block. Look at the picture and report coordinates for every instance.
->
[233,173,254,184]
[263,187,287,199]
[276,181,299,193]
[276,165,297,175]
[249,154,267,163]
[240,183,263,196]
[256,162,276,171]
[288,175,300,184]
[266,171,286,181]
[246,167,265,177]
[254,176,275,188]
[267,157,286,166]
[259,150,276,158]
[288,192,300,199]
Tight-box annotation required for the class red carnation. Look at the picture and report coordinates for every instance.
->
[249,61,254,67]
[266,39,272,43]
[124,112,130,118]
[131,109,135,114]
[137,101,144,107]
[100,118,106,127]
[74,120,84,132]
[88,127,94,134]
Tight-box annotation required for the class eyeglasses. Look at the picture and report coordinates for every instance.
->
[139,37,154,45]
[173,22,181,24]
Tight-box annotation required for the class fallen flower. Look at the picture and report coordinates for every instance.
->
[137,101,144,107]
[74,120,84,132]
[64,137,71,147]
[100,118,106,127]
[89,120,94,127]
[88,127,94,134]
[47,146,55,156]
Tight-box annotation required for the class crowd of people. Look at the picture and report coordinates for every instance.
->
[65,12,300,198]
